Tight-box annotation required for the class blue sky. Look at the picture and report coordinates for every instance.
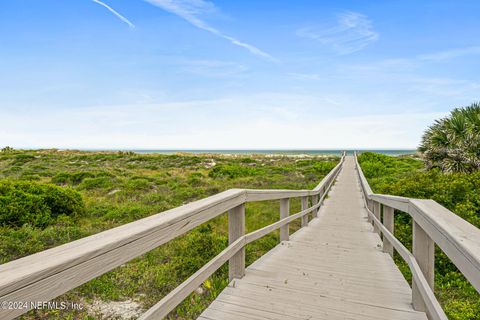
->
[1,0,479,149]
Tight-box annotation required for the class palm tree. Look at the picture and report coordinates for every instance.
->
[419,102,480,173]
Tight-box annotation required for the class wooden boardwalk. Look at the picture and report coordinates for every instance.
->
[199,156,428,320]
[3,154,478,320]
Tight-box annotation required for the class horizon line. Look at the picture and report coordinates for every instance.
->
[4,147,419,151]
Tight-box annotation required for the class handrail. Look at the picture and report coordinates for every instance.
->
[354,152,480,320]
[0,152,346,320]
[356,175,447,320]
[141,192,327,319]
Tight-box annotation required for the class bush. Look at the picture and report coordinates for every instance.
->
[78,177,116,190]
[419,102,480,172]
[12,154,36,165]
[1,146,14,153]
[303,161,337,175]
[51,171,113,186]
[52,172,95,185]
[124,177,154,191]
[0,180,85,228]
[381,169,480,227]
[166,224,227,280]
[209,164,262,179]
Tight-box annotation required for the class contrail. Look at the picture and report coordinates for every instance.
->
[143,0,275,61]
[92,0,135,28]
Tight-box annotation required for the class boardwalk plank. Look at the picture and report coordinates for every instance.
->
[199,156,427,320]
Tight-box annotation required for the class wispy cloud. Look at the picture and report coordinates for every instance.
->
[1,99,441,149]
[91,0,135,28]
[143,0,275,61]
[419,46,480,61]
[298,11,378,55]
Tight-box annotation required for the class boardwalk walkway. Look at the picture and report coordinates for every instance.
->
[2,154,477,320]
[199,156,428,320]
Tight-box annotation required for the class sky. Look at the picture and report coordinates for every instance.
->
[1,0,479,149]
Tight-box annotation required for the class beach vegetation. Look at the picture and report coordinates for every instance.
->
[419,102,480,173]
[358,152,480,320]
[0,150,338,319]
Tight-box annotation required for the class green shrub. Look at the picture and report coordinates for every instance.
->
[378,169,480,227]
[209,164,262,179]
[419,102,480,172]
[52,172,94,185]
[239,158,257,164]
[105,206,143,222]
[124,177,154,191]
[12,154,36,165]
[52,171,113,186]
[303,161,336,175]
[78,177,116,190]
[0,180,85,228]
[166,224,227,279]
[1,146,14,153]
[187,172,206,186]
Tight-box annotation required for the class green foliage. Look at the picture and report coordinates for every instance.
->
[380,169,480,227]
[297,160,337,175]
[1,146,14,153]
[0,150,339,319]
[78,176,116,190]
[0,221,90,263]
[163,224,227,281]
[209,163,263,179]
[419,102,480,172]
[358,152,480,320]
[51,171,98,185]
[12,154,36,165]
[0,180,85,228]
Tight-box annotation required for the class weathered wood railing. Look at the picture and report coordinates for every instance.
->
[0,152,345,320]
[354,152,480,320]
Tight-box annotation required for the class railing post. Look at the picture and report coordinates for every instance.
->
[301,196,308,227]
[383,205,394,257]
[311,194,319,218]
[373,201,381,233]
[280,198,290,241]
[366,199,373,223]
[228,203,245,281]
[412,221,435,312]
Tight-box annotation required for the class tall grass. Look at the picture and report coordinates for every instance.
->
[0,150,338,319]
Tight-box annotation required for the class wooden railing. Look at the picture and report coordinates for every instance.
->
[354,152,480,320]
[0,153,346,320]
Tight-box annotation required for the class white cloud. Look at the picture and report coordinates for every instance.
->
[298,11,378,54]
[143,0,275,61]
[0,95,444,149]
[91,0,135,28]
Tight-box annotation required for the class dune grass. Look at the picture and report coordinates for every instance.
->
[0,149,338,319]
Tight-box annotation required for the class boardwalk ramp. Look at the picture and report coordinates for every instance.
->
[199,156,427,320]
[1,154,479,320]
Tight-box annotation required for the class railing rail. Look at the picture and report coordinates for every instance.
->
[354,152,480,320]
[0,152,346,320]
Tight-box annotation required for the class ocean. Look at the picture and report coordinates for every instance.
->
[129,149,417,156]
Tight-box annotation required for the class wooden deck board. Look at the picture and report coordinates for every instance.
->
[199,156,427,320]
